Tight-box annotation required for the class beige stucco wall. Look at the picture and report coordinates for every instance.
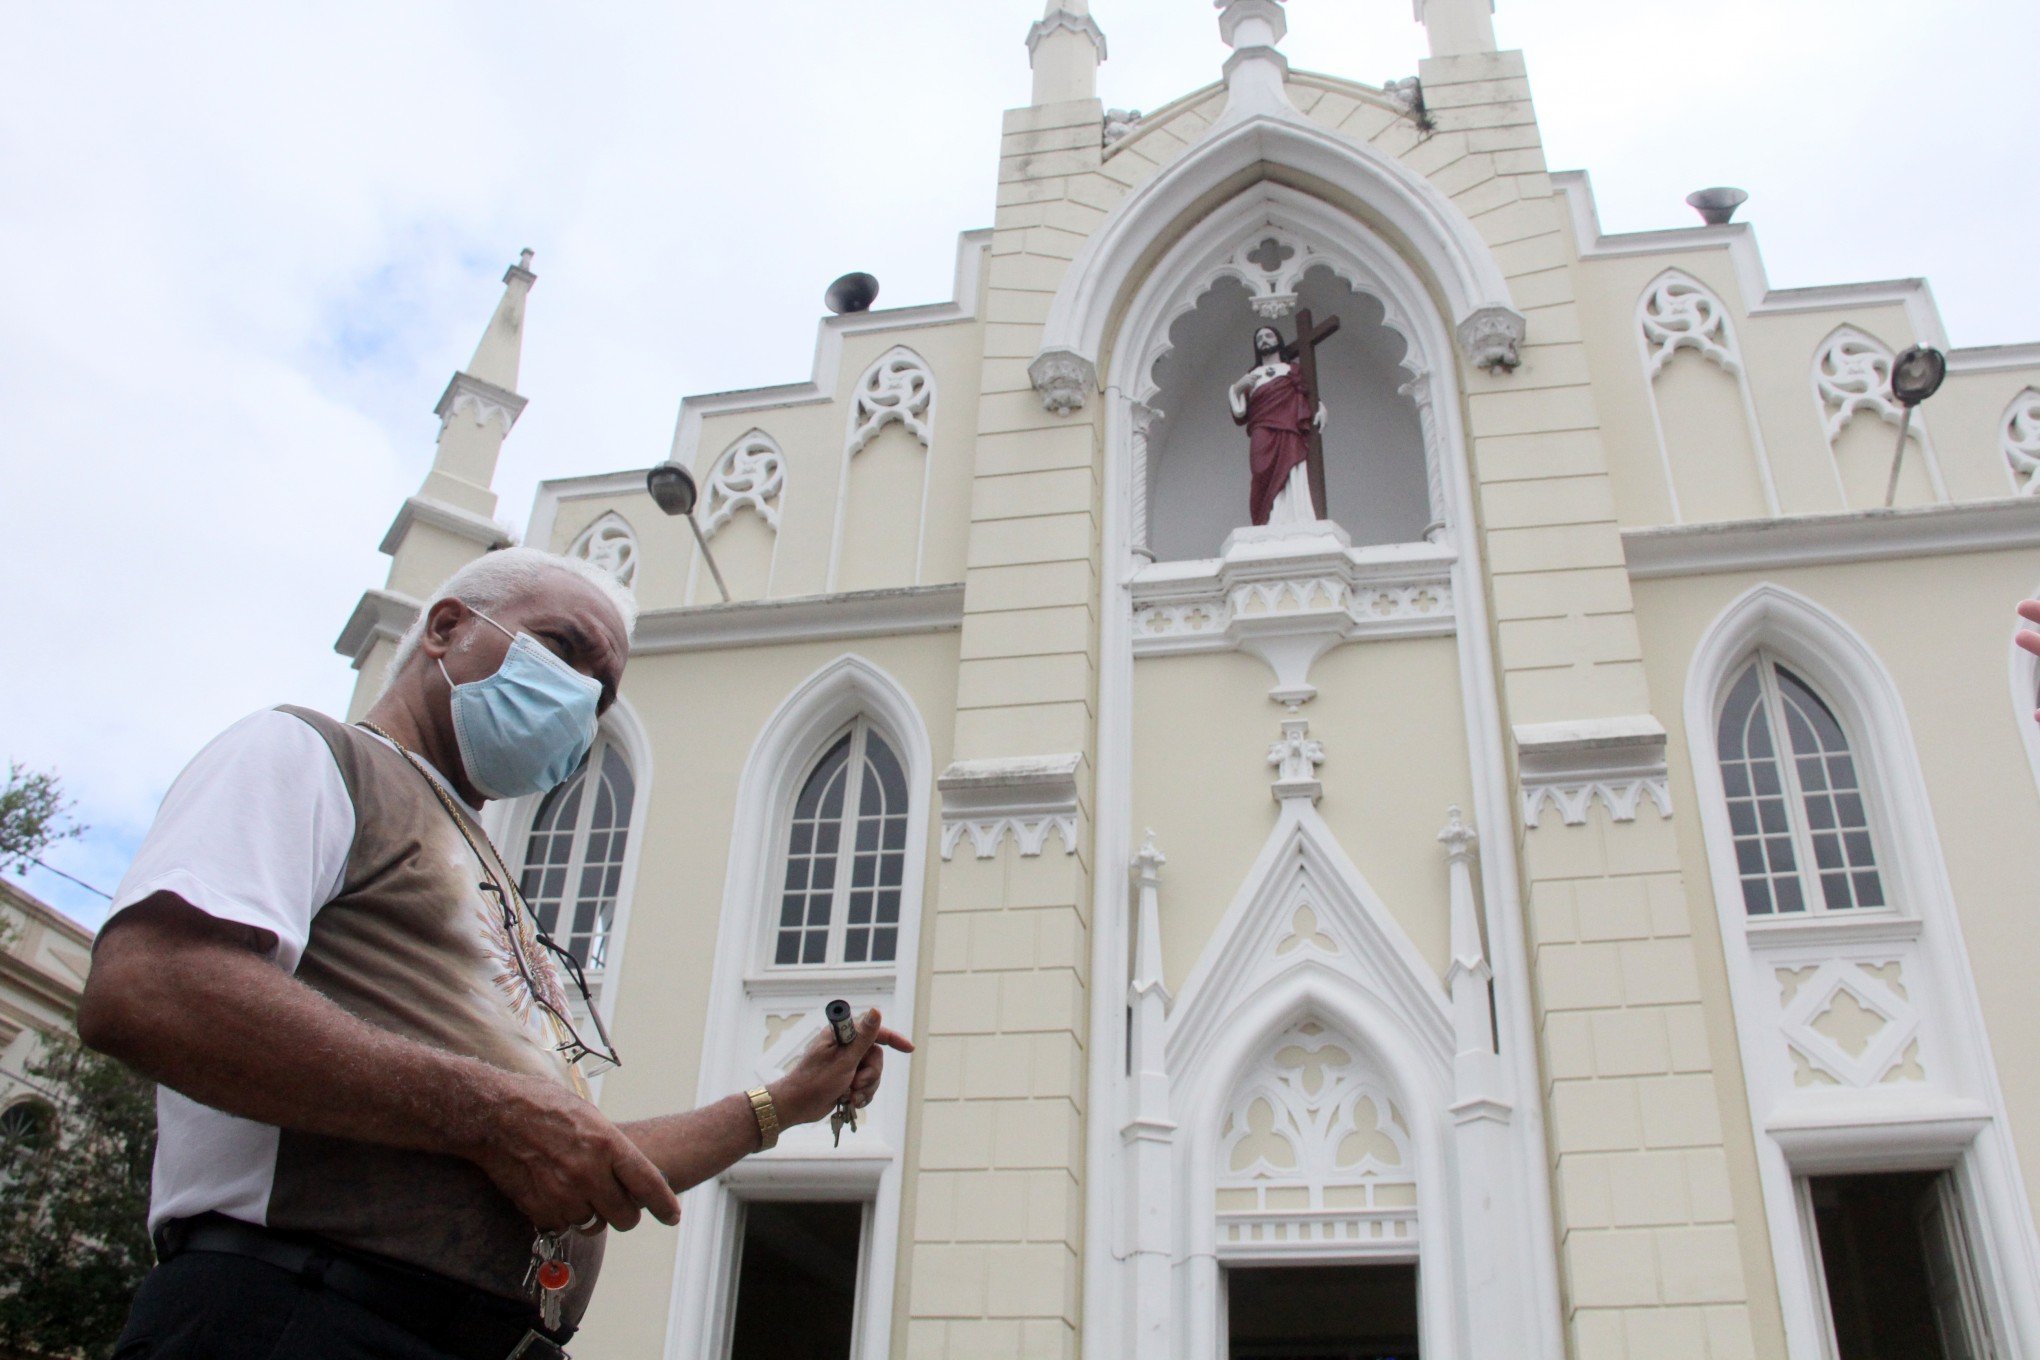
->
[1634,547,2040,1261]
[541,316,985,613]
[1566,244,2040,532]
[565,630,960,1360]
[1133,638,1473,990]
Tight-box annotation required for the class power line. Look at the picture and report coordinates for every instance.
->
[20,856,112,901]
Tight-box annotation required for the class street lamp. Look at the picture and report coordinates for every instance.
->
[645,461,731,602]
[1884,344,1948,507]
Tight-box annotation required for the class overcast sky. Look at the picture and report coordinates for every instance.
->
[4,0,2035,927]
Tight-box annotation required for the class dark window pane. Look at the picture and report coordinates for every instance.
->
[871,927,897,962]
[1742,880,1774,915]
[1855,873,1885,908]
[1775,877,1806,914]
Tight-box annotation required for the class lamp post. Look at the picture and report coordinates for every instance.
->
[1884,344,1947,508]
[646,461,731,602]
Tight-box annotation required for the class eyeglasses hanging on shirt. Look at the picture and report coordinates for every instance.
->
[359,718,625,1078]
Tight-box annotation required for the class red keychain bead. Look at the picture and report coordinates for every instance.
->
[537,1259,572,1292]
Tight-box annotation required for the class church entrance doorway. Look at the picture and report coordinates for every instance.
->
[1226,1263,1421,1360]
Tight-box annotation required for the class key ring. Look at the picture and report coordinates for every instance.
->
[574,1213,601,1232]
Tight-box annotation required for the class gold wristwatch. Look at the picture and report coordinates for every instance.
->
[746,1087,781,1151]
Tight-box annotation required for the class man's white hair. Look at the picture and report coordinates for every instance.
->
[381,548,639,694]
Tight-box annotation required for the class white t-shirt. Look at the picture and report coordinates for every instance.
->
[109,709,477,1232]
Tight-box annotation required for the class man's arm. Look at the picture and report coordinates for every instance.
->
[619,1008,913,1193]
[80,894,681,1234]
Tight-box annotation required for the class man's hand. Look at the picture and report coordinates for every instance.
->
[466,1073,682,1235]
[2020,600,2040,720]
[768,1008,914,1127]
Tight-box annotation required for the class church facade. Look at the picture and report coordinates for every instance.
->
[336,2,2040,1356]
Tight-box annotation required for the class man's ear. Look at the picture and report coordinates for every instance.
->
[419,598,469,661]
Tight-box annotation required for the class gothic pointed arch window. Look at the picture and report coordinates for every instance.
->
[517,728,638,984]
[1716,653,1885,917]
[773,718,910,968]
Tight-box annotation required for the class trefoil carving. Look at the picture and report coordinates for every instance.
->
[850,347,935,454]
[2002,389,2040,495]
[1640,272,1738,377]
[1813,328,1908,443]
[702,431,787,535]
[567,511,639,588]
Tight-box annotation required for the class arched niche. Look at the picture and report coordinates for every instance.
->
[1143,265,1430,560]
[1115,187,1458,568]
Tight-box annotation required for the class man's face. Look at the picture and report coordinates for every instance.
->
[441,573,629,717]
[1254,328,1281,359]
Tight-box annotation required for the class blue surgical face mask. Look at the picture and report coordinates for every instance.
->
[439,610,601,800]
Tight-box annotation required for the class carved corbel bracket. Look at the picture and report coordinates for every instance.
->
[1029,348,1097,416]
[1456,305,1526,374]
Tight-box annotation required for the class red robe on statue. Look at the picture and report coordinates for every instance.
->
[1236,370,1316,526]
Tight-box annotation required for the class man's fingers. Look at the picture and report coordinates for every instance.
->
[2018,629,2040,658]
[2018,599,2040,626]
[875,1025,914,1054]
[611,1139,682,1226]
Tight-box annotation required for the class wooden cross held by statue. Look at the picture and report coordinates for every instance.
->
[1289,307,1342,519]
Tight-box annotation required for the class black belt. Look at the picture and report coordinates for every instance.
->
[155,1213,573,1360]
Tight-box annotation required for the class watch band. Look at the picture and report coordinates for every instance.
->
[746,1087,781,1151]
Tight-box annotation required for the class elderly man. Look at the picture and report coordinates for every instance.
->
[79,547,910,1360]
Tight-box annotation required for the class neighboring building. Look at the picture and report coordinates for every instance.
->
[0,880,93,1152]
[334,2,2040,1356]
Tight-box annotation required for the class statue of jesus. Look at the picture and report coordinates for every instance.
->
[1228,324,1328,527]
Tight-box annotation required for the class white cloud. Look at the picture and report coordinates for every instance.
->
[3,0,2033,924]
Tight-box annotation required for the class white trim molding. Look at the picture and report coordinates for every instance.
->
[333,588,421,668]
[1132,531,1456,705]
[433,371,527,435]
[629,584,962,656]
[1026,8,1106,62]
[668,655,931,1360]
[936,753,1082,859]
[1515,715,1671,827]
[1623,498,2040,579]
[1683,583,2040,1359]
[1635,268,1779,519]
[377,495,515,557]
[1033,109,1523,406]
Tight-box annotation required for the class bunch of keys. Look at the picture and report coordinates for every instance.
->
[825,999,859,1148]
[523,1230,573,1331]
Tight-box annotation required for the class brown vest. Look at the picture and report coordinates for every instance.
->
[274,707,604,1321]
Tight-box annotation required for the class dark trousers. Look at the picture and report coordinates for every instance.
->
[114,1251,456,1360]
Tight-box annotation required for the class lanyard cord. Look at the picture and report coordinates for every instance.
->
[356,721,525,917]
[351,720,620,1072]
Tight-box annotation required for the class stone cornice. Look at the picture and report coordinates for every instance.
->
[937,754,1084,859]
[1624,499,2040,580]
[630,584,963,656]
[1027,10,1107,61]
[433,371,528,431]
[1516,716,1671,828]
[378,495,516,557]
[333,588,422,667]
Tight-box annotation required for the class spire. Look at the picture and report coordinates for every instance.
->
[1213,0,1295,118]
[466,248,536,389]
[334,250,532,712]
[1414,0,1498,58]
[1027,0,1106,106]
[425,250,536,517]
